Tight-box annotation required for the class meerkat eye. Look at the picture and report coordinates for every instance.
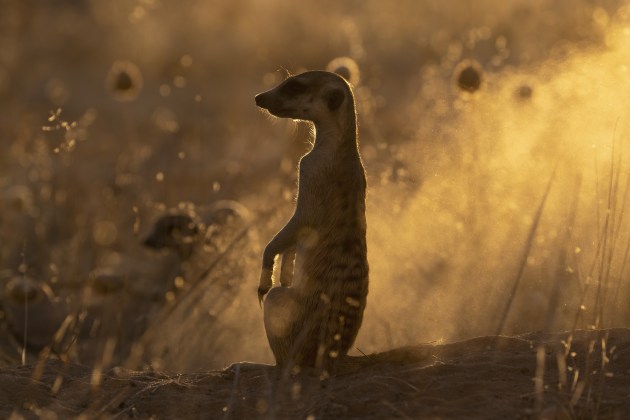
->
[282,80,306,95]
[326,88,345,111]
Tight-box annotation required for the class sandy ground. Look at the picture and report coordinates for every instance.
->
[2,328,629,419]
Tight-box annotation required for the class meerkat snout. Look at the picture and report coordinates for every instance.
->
[254,91,275,111]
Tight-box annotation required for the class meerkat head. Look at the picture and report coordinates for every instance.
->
[143,213,200,260]
[255,71,353,124]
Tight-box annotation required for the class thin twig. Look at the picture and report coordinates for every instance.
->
[494,161,558,338]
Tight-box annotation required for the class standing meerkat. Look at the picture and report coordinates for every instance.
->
[255,70,369,377]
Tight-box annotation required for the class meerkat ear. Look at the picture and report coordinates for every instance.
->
[326,88,345,111]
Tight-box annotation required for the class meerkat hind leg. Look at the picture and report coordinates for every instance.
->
[263,286,301,367]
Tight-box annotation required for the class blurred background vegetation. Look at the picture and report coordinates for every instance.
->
[1,0,630,372]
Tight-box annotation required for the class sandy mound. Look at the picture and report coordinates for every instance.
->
[2,329,629,419]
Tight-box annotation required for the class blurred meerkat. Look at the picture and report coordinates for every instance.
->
[255,70,369,377]
[1,275,67,351]
[137,201,255,370]
[143,200,251,282]
[144,201,250,256]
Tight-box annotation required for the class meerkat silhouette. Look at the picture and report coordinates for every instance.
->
[255,70,369,377]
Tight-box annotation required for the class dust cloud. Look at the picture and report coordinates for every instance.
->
[360,22,630,352]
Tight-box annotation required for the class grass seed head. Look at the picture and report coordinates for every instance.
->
[326,56,361,86]
[454,59,483,93]
[106,60,143,102]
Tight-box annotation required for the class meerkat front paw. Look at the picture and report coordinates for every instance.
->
[257,267,274,307]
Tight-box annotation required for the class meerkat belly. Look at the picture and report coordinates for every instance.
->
[295,224,368,367]
[291,231,324,293]
[292,243,307,290]
[295,222,367,298]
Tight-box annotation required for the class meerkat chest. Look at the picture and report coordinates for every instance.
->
[296,151,335,205]
[298,147,334,177]
[298,148,363,219]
